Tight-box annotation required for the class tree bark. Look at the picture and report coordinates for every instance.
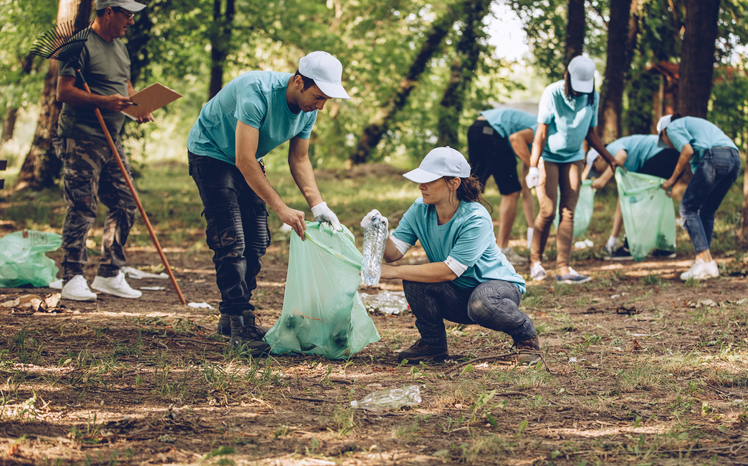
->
[15,0,93,191]
[436,0,492,148]
[350,5,457,164]
[565,0,585,65]
[208,0,235,100]
[676,0,721,118]
[742,157,748,243]
[598,0,632,143]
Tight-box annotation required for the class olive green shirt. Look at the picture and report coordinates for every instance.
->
[58,30,130,142]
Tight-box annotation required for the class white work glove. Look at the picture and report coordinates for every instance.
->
[311,202,342,231]
[526,166,540,189]
[360,209,389,230]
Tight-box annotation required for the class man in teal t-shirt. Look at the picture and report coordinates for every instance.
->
[187,51,351,353]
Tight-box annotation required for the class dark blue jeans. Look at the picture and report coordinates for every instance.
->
[188,152,271,316]
[402,279,536,346]
[680,147,741,253]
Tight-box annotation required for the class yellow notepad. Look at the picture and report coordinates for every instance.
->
[121,83,182,120]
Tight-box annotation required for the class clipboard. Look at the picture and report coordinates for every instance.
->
[121,83,182,120]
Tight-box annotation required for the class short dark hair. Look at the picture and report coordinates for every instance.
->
[670,113,683,122]
[96,8,107,16]
[564,70,595,107]
[294,70,316,91]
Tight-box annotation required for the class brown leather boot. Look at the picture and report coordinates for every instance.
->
[397,339,449,363]
[513,333,541,365]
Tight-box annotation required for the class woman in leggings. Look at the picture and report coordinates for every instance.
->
[361,146,540,364]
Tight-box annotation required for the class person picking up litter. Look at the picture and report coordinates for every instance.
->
[361,147,541,365]
[187,51,350,354]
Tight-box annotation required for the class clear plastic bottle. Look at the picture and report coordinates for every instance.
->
[350,385,421,412]
[361,217,388,286]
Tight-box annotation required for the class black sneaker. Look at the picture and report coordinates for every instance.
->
[513,333,541,365]
[229,315,271,357]
[217,306,269,338]
[604,245,633,261]
[652,249,676,259]
[397,339,449,363]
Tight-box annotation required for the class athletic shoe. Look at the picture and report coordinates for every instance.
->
[513,332,541,365]
[217,308,270,338]
[680,259,719,281]
[501,247,529,265]
[61,275,97,301]
[604,245,633,261]
[652,249,676,259]
[555,267,592,284]
[530,262,546,281]
[229,315,271,356]
[91,272,142,298]
[397,339,449,363]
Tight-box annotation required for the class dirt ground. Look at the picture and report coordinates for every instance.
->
[1,239,748,465]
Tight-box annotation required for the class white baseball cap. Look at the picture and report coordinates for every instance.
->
[96,0,146,12]
[656,114,673,148]
[298,51,350,100]
[403,147,471,183]
[568,56,595,94]
[586,148,600,169]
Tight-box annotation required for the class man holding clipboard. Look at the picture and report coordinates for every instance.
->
[56,0,156,302]
[187,51,351,354]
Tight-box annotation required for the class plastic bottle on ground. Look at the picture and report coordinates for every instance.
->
[350,385,421,412]
[361,217,388,286]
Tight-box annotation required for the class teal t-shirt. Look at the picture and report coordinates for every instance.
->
[665,117,737,172]
[537,80,599,163]
[187,71,317,164]
[58,31,130,142]
[392,199,526,293]
[606,135,662,173]
[480,108,538,139]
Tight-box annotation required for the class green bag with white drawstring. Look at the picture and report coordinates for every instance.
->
[615,169,676,261]
[263,222,380,359]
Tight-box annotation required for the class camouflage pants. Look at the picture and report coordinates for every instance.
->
[59,137,137,280]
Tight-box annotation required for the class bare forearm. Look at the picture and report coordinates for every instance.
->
[236,158,285,212]
[586,130,616,166]
[668,148,693,182]
[530,125,548,167]
[382,262,457,283]
[383,238,403,263]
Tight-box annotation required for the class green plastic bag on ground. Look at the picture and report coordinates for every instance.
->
[553,179,595,238]
[264,222,380,359]
[615,169,676,261]
[0,230,62,288]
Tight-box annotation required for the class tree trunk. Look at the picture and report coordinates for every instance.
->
[127,3,154,86]
[676,0,721,118]
[1,55,35,143]
[597,0,632,143]
[208,0,235,100]
[742,156,748,243]
[15,0,93,191]
[350,5,457,164]
[565,0,585,65]
[436,0,492,148]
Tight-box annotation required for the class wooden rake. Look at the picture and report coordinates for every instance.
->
[31,21,186,305]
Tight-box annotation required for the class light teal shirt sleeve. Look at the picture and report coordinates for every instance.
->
[666,117,737,172]
[481,108,538,139]
[606,135,661,173]
[537,81,599,163]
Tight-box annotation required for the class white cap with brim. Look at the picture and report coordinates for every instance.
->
[656,114,673,148]
[96,0,146,12]
[403,146,471,183]
[568,55,595,94]
[298,51,350,100]
[586,148,600,169]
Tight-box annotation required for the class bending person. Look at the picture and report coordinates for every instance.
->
[525,56,620,283]
[362,147,540,365]
[585,134,679,260]
[657,114,741,280]
[467,108,537,265]
[187,51,350,353]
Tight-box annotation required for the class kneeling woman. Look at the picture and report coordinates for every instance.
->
[362,147,540,364]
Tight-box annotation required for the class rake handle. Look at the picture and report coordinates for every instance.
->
[81,81,186,305]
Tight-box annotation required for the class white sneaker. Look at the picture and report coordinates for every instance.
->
[680,259,719,281]
[92,271,142,298]
[61,275,97,301]
[530,262,546,281]
[501,247,529,265]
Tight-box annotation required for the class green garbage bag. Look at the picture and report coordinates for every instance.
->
[615,169,676,261]
[553,180,595,238]
[0,230,62,288]
[264,222,380,359]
